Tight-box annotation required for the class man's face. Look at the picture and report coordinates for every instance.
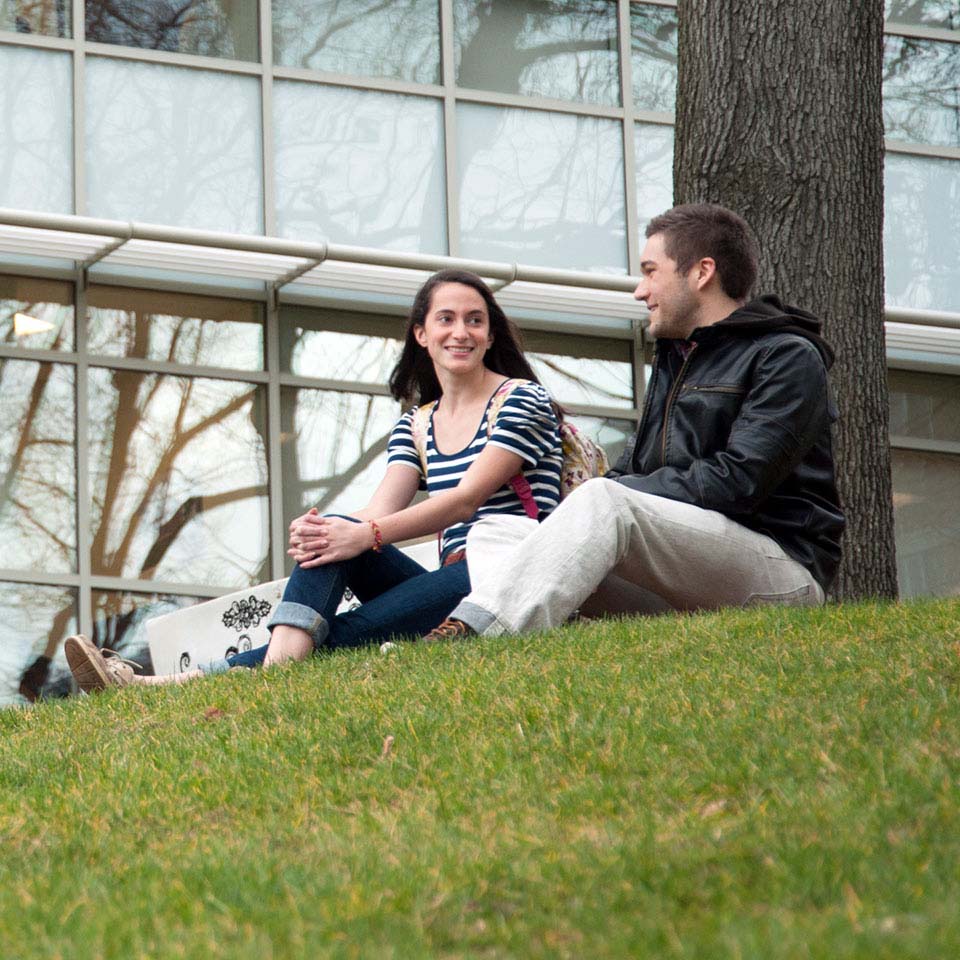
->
[634,233,700,339]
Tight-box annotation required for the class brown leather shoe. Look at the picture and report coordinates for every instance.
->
[65,635,137,693]
[422,618,476,643]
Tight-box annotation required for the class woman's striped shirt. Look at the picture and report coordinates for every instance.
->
[387,380,562,560]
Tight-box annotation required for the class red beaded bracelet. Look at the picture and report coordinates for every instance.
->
[368,519,383,553]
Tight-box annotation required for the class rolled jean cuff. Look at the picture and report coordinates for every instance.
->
[267,600,330,646]
[449,600,505,637]
[199,657,232,676]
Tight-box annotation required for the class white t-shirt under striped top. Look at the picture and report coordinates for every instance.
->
[387,380,563,560]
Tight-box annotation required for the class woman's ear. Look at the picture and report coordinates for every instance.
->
[413,324,427,347]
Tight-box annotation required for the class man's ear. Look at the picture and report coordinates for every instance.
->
[693,257,718,291]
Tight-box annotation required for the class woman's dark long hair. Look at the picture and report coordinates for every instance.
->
[388,269,543,406]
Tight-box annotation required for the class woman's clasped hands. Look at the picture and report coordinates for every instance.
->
[288,507,375,568]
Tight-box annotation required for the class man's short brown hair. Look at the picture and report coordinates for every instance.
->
[646,204,759,301]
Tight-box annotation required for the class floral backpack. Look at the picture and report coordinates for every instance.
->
[410,378,609,521]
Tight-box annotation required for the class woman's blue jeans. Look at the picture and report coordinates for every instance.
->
[208,539,469,674]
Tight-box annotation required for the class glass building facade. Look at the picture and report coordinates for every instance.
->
[0,0,958,706]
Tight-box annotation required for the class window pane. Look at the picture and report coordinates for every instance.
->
[529,354,634,409]
[893,449,960,597]
[85,0,258,60]
[0,276,74,352]
[458,103,627,272]
[0,360,76,573]
[279,305,403,379]
[889,368,960,599]
[1,0,70,36]
[883,36,960,147]
[889,369,960,444]
[281,388,398,568]
[88,370,269,588]
[634,122,674,233]
[885,1,960,31]
[0,46,72,215]
[85,58,263,234]
[523,330,634,409]
[87,286,264,371]
[274,82,446,252]
[884,153,960,313]
[566,414,635,467]
[0,582,77,708]
[630,2,677,113]
[454,0,620,106]
[273,0,440,83]
[91,589,200,671]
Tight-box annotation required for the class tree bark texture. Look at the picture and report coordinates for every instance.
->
[674,0,897,599]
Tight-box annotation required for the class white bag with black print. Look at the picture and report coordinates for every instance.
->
[146,579,289,677]
[145,541,439,675]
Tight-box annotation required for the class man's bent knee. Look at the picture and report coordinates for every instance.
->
[559,476,624,513]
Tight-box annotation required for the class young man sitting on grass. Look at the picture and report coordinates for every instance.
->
[425,203,845,642]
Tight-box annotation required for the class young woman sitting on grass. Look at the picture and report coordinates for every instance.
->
[65,269,564,691]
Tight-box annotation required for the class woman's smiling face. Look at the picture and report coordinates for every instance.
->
[414,282,493,376]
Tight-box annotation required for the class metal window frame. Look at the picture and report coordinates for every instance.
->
[1,0,960,634]
[0,2,954,197]
[3,262,957,606]
[885,139,960,161]
[0,250,644,605]
[883,22,960,44]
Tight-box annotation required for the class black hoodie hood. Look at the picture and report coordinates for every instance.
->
[693,294,835,368]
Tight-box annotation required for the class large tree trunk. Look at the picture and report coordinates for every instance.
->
[673,0,897,600]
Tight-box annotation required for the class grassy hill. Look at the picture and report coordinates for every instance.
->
[1,600,958,958]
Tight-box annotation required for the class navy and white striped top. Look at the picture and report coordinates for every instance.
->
[388,381,563,560]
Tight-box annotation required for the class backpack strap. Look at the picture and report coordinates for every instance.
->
[408,400,442,558]
[486,379,540,521]
[409,401,436,482]
[509,476,540,520]
[487,377,520,425]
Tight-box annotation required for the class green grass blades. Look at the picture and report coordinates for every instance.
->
[1,599,959,959]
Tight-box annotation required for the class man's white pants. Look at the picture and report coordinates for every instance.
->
[459,477,824,636]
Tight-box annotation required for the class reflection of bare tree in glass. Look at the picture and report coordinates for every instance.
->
[2,0,68,35]
[295,0,396,67]
[883,36,960,147]
[273,83,447,252]
[885,153,960,312]
[281,386,395,525]
[85,58,260,235]
[7,307,270,700]
[454,3,650,269]
[458,103,626,269]
[0,44,73,214]
[85,0,255,59]
[272,0,439,82]
[1,363,72,700]
[0,293,76,701]
[531,354,632,407]
[276,320,401,541]
[0,365,55,521]
[886,0,959,30]
[456,0,620,104]
[88,380,261,582]
[630,3,677,112]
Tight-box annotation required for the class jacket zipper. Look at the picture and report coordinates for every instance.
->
[631,343,660,462]
[685,384,743,395]
[660,343,697,466]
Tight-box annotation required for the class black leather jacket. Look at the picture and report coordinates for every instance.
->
[608,295,845,591]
